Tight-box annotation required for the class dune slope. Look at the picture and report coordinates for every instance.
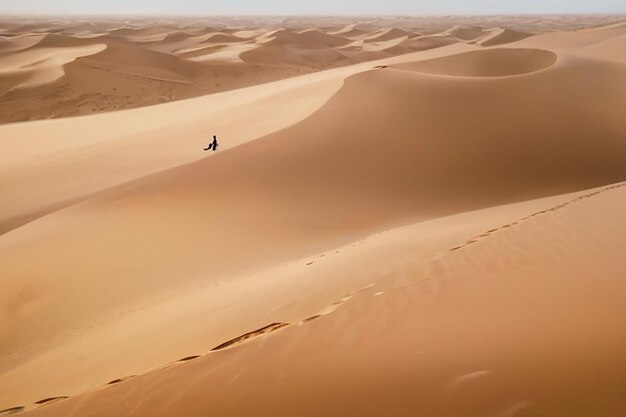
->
[14,181,626,417]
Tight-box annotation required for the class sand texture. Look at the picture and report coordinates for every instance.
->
[0,14,625,417]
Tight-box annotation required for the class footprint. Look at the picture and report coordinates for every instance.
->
[108,375,135,385]
[497,401,531,417]
[0,407,24,415]
[211,323,290,351]
[301,315,322,323]
[178,355,201,362]
[313,295,352,317]
[35,397,68,407]
[448,370,490,389]
[357,283,375,292]
[306,261,314,265]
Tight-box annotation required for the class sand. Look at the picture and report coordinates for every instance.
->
[0,14,625,417]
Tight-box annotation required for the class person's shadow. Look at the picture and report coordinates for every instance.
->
[204,135,218,151]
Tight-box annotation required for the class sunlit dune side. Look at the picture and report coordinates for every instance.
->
[327,23,369,37]
[142,32,248,54]
[391,48,558,77]
[442,25,488,41]
[183,43,259,63]
[473,27,533,46]
[514,20,626,48]
[354,27,416,42]
[401,34,459,50]
[570,32,626,63]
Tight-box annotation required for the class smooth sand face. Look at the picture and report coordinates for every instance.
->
[0,14,625,417]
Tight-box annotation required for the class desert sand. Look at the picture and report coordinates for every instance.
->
[0,14,625,417]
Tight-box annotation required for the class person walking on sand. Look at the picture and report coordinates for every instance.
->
[204,135,218,151]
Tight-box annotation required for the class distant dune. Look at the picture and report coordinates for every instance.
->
[0,14,625,417]
[3,14,622,123]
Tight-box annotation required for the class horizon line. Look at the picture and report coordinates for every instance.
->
[2,11,626,18]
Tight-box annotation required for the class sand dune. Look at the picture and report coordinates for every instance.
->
[240,28,357,67]
[0,34,47,53]
[0,39,106,94]
[357,27,414,42]
[241,29,353,67]
[401,34,459,50]
[14,182,625,417]
[107,25,185,41]
[327,23,369,37]
[473,27,533,46]
[2,16,623,123]
[0,22,417,122]
[444,25,488,41]
[1,15,626,417]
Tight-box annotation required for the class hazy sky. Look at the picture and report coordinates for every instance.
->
[3,0,625,16]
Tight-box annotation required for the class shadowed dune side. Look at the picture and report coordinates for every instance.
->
[356,27,415,42]
[71,37,208,83]
[16,181,626,417]
[327,23,369,37]
[444,25,488,41]
[0,39,106,94]
[293,29,353,47]
[240,40,353,67]
[473,27,533,46]
[106,25,185,41]
[0,34,47,53]
[401,35,459,50]
[141,31,248,54]
[240,29,355,67]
